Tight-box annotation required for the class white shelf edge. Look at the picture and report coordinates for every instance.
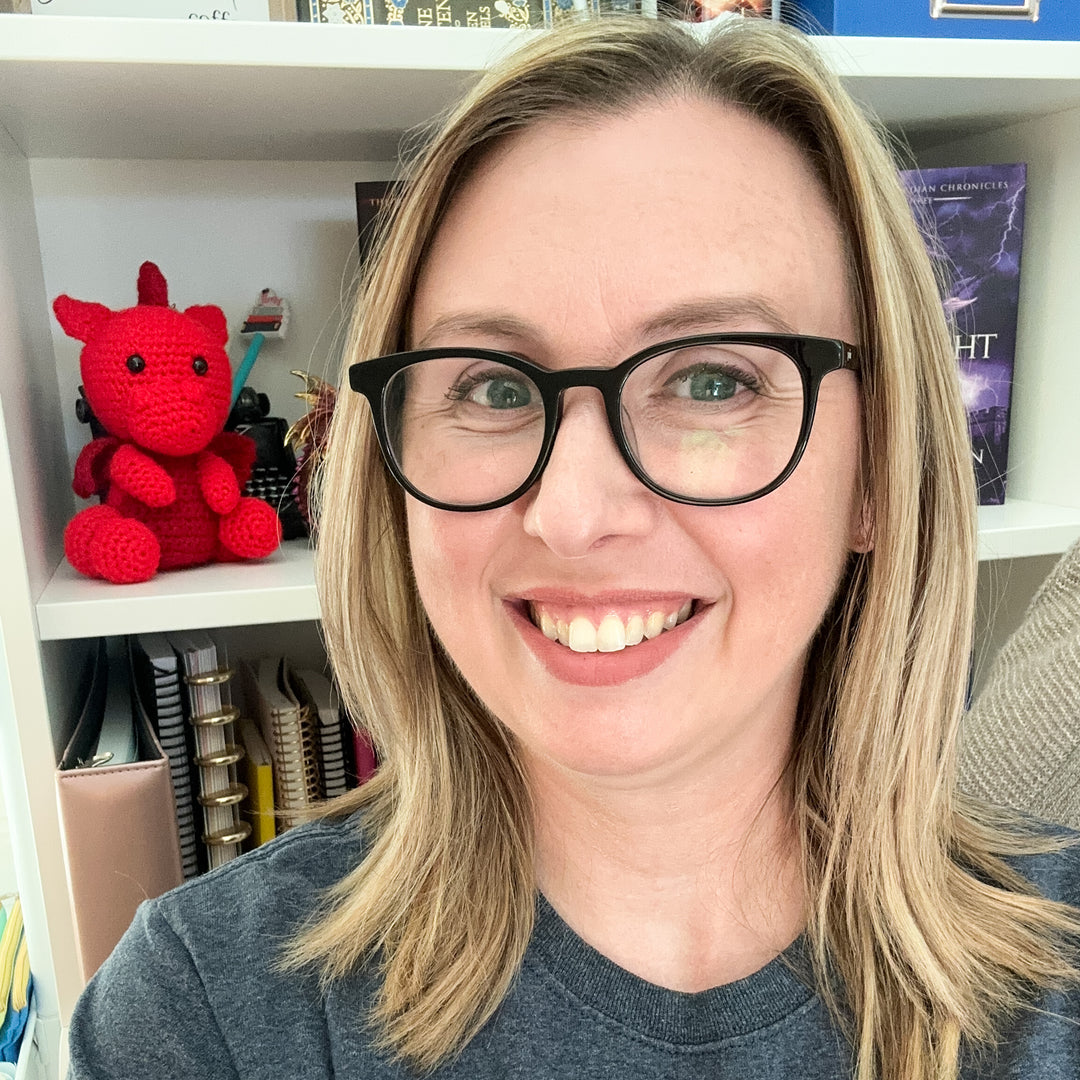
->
[977,499,1080,562]
[1,17,1079,80]
[0,15,531,70]
[31,503,1080,641]
[814,33,1080,82]
[34,538,320,641]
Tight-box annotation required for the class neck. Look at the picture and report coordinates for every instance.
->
[528,735,805,992]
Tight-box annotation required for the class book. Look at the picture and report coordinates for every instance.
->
[130,633,201,879]
[340,701,378,789]
[170,632,251,869]
[240,657,321,830]
[237,716,277,849]
[312,0,544,27]
[899,163,1027,506]
[23,0,290,16]
[355,180,400,272]
[0,897,32,1064]
[286,666,349,799]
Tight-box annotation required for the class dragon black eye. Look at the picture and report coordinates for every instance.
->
[126,355,145,374]
[192,356,208,376]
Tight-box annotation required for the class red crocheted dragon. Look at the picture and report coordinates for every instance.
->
[54,262,281,584]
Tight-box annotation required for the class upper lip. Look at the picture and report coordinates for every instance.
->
[511,588,704,606]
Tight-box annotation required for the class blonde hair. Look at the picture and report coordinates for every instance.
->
[290,16,1080,1079]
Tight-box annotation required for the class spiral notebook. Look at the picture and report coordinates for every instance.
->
[130,633,200,879]
[169,632,250,869]
[240,657,321,830]
[286,666,348,799]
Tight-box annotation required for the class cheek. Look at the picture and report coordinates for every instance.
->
[405,500,509,627]
[689,400,863,640]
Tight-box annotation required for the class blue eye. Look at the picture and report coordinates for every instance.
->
[475,377,532,409]
[685,370,738,401]
[453,372,534,410]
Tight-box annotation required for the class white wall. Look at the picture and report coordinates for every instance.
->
[29,157,395,475]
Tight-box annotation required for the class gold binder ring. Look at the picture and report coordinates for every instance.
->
[191,705,241,727]
[185,666,235,687]
[203,822,252,847]
[197,782,249,808]
[194,744,246,769]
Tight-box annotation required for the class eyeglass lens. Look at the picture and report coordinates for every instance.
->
[383,342,806,507]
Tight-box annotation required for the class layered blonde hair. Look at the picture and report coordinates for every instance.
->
[289,16,1080,1080]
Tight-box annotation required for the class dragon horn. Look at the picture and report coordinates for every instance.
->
[137,261,169,306]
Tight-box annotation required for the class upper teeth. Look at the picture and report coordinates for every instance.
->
[531,601,693,653]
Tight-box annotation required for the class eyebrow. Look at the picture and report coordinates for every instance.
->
[639,296,798,338]
[410,295,798,351]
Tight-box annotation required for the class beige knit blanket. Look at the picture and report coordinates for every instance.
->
[958,538,1080,829]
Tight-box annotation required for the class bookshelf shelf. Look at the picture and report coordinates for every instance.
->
[1,18,1079,159]
[35,539,319,642]
[977,501,1080,563]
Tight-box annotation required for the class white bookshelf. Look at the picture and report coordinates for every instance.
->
[35,539,319,641]
[0,16,1079,1076]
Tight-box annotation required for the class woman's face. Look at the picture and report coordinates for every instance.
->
[405,97,867,784]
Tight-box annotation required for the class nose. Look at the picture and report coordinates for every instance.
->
[521,388,660,559]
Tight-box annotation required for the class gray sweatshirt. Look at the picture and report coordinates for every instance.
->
[68,814,1080,1079]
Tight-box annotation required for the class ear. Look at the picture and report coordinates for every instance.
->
[53,296,113,344]
[183,304,229,345]
[849,495,875,554]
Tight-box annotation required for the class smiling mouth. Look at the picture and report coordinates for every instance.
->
[525,600,697,654]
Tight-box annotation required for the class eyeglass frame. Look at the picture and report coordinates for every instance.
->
[348,332,861,513]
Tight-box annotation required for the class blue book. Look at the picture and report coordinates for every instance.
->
[900,163,1027,506]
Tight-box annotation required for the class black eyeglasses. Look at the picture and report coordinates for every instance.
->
[348,332,859,512]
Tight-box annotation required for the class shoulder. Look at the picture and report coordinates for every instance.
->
[998,819,1080,908]
[67,813,368,1079]
[154,811,366,955]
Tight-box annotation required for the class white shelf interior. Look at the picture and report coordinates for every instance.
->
[1,18,1080,159]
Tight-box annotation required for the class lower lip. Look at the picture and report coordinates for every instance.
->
[506,602,702,688]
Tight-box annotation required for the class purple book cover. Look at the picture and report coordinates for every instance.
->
[899,163,1027,506]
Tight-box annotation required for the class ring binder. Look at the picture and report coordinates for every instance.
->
[185,667,235,686]
[190,705,242,727]
[194,745,245,769]
[169,632,250,870]
[197,783,249,808]
[203,825,253,847]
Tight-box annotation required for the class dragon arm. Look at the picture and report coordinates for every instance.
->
[208,431,257,487]
[109,444,177,507]
[72,437,121,499]
[197,450,241,515]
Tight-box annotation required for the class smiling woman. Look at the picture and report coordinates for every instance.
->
[67,15,1080,1080]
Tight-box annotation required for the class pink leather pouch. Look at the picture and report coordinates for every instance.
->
[56,639,184,981]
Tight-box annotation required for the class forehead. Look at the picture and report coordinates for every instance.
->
[409,96,855,354]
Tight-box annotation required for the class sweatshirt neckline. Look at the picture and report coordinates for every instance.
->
[529,892,817,1046]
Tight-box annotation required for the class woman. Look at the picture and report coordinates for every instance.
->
[69,16,1080,1080]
